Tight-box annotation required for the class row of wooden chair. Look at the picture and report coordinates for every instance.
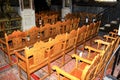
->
[65,12,97,25]
[14,21,101,80]
[0,18,80,65]
[52,29,120,80]
[35,11,60,26]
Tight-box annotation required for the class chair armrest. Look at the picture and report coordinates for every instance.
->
[109,32,117,36]
[52,66,80,80]
[15,52,26,62]
[85,46,102,53]
[72,54,92,64]
[113,29,118,33]
[94,39,110,45]
[104,35,116,40]
[0,39,6,45]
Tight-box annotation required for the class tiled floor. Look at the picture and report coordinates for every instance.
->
[0,36,119,80]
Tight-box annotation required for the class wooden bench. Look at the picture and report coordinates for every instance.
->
[15,32,70,80]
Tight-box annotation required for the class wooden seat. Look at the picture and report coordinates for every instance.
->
[52,54,100,80]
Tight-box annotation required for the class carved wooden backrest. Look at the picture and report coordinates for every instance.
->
[93,40,111,76]
[26,27,39,44]
[76,25,87,44]
[48,39,65,57]
[84,54,100,80]
[55,33,67,42]
[50,24,57,37]
[86,23,94,38]
[62,20,68,33]
[66,19,72,32]
[65,19,72,32]
[93,21,101,35]
[12,37,24,50]
[72,18,80,30]
[39,26,46,40]
[25,41,46,67]
[42,15,48,25]
[49,15,56,24]
[40,23,51,40]
[6,30,26,50]
[66,30,77,49]
[55,21,62,34]
[80,12,87,24]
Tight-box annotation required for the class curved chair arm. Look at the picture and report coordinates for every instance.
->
[85,46,102,53]
[113,29,118,33]
[0,39,6,45]
[104,35,116,40]
[15,52,26,62]
[109,32,117,36]
[94,39,110,45]
[85,46,103,58]
[52,66,80,80]
[72,54,92,68]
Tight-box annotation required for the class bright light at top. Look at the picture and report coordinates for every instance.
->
[95,0,117,2]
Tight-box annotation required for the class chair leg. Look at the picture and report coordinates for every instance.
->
[18,66,23,79]
[27,73,31,80]
[8,54,12,66]
[62,53,65,66]
[48,60,51,75]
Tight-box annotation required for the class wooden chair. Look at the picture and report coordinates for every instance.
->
[46,37,67,73]
[76,39,112,79]
[0,30,26,65]
[15,41,49,80]
[52,54,100,80]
